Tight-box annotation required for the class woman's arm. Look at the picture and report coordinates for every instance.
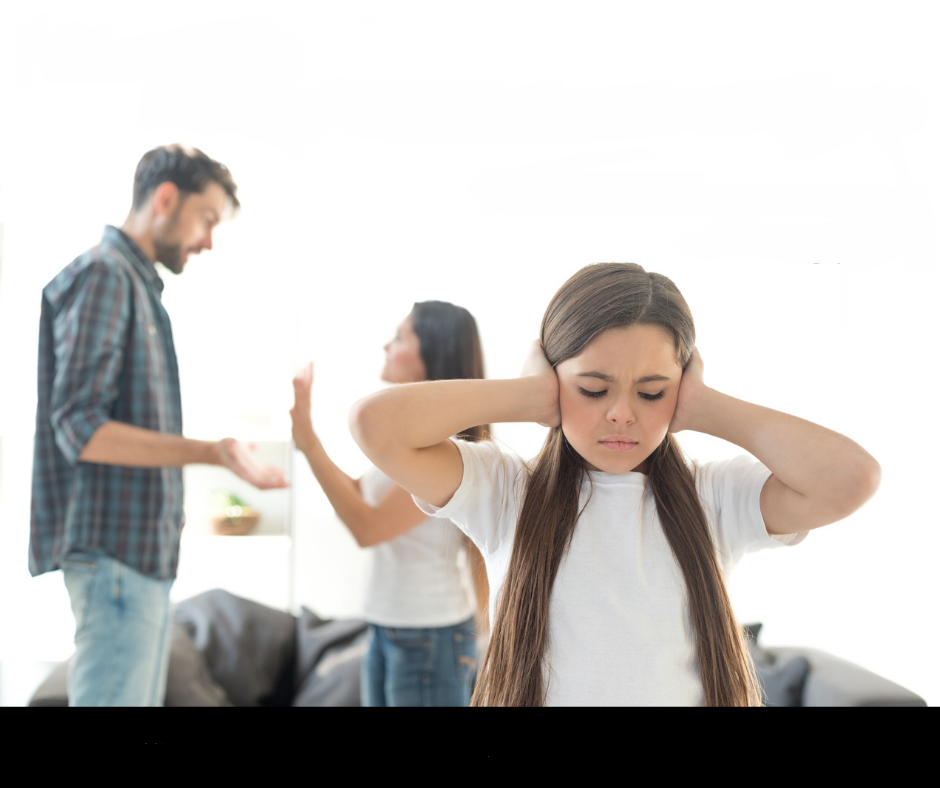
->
[292,363,433,547]
[670,349,881,534]
[349,342,560,508]
[295,433,430,547]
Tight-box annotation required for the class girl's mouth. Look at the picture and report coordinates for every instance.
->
[599,438,638,451]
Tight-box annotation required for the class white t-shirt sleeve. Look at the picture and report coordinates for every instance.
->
[412,438,526,558]
[693,454,808,571]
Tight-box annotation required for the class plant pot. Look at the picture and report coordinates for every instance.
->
[210,509,260,536]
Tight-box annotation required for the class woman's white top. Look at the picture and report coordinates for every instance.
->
[360,465,476,628]
[413,439,807,706]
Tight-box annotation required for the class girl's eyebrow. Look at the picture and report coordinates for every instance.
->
[577,371,671,384]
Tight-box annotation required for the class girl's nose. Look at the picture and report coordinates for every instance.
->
[606,396,636,425]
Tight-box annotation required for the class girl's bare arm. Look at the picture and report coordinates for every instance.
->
[671,349,881,534]
[349,343,559,508]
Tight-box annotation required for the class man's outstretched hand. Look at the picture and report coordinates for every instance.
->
[217,437,290,489]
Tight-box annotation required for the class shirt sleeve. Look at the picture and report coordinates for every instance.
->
[412,438,527,557]
[48,261,130,464]
[693,454,808,571]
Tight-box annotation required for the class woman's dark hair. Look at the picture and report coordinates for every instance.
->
[132,144,239,213]
[410,300,489,443]
[471,262,762,707]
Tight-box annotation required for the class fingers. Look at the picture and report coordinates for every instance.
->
[293,361,314,393]
[292,373,312,413]
[521,339,553,378]
[221,438,290,488]
[294,361,314,385]
[253,468,290,489]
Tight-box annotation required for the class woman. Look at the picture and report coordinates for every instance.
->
[290,300,490,706]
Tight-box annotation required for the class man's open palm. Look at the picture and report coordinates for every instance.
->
[219,437,290,489]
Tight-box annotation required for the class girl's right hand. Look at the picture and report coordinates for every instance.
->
[290,361,316,454]
[520,340,561,428]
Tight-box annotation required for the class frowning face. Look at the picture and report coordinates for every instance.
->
[555,323,682,474]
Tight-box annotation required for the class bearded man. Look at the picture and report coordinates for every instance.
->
[29,144,289,706]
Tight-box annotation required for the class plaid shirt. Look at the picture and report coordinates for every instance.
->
[29,226,184,580]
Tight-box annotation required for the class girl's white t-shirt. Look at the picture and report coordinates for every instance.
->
[412,439,807,706]
[360,465,476,628]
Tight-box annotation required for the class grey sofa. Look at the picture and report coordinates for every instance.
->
[29,589,369,707]
[28,597,926,706]
[745,623,926,707]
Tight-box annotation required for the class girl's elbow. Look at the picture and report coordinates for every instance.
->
[860,457,882,502]
[837,458,881,516]
[347,399,367,446]
[348,397,383,456]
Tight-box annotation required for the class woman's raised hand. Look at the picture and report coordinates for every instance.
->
[668,346,708,434]
[520,340,561,428]
[290,361,316,454]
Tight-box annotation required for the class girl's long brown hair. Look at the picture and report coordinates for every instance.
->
[471,263,762,707]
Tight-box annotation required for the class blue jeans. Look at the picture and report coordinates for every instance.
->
[61,552,174,707]
[362,616,477,707]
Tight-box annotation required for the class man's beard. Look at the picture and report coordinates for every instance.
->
[153,207,186,274]
[153,238,185,274]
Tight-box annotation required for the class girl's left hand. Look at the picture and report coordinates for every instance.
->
[290,361,316,453]
[668,346,708,434]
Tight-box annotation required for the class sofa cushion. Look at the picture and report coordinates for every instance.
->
[164,621,233,707]
[27,661,69,707]
[292,607,368,707]
[743,621,810,707]
[765,647,927,707]
[754,652,811,707]
[173,589,296,707]
[26,622,235,707]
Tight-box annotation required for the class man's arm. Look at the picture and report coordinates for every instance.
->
[51,263,286,489]
[79,421,219,466]
[80,422,289,489]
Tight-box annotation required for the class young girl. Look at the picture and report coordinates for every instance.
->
[348,263,881,706]
[291,301,489,707]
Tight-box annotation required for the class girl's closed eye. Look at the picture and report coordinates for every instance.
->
[578,388,665,401]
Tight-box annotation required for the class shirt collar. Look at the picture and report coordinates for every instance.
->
[101,225,165,293]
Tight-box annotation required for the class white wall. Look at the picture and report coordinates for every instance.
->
[1,1,937,704]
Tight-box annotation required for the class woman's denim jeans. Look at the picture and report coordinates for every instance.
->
[61,552,174,706]
[362,616,477,707]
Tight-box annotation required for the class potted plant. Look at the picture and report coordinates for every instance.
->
[209,491,260,536]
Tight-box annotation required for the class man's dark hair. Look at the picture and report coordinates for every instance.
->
[132,144,240,213]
